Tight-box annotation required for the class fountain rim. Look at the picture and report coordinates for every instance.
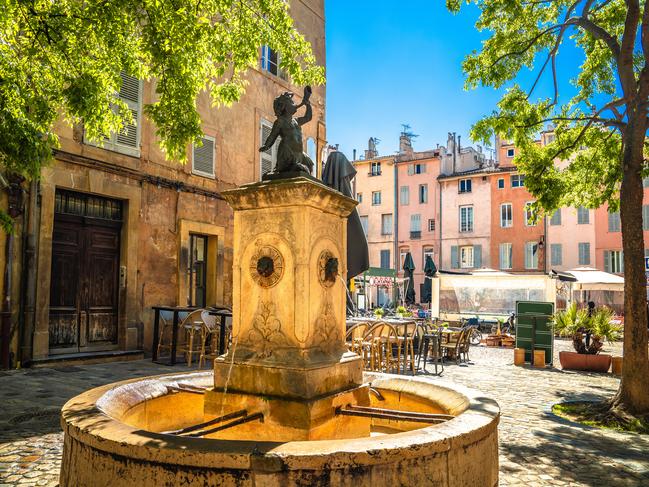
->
[60,370,499,471]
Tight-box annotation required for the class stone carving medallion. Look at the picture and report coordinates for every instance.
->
[318,250,338,288]
[249,245,284,288]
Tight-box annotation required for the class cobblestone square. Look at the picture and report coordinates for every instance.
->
[1,340,647,486]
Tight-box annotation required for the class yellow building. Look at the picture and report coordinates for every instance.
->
[0,0,326,368]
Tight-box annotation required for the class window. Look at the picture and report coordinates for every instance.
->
[372,191,381,205]
[400,186,409,205]
[423,247,434,266]
[524,201,536,226]
[419,184,428,203]
[380,249,391,270]
[497,178,505,189]
[608,211,621,232]
[381,214,393,235]
[459,206,474,232]
[360,216,368,236]
[260,119,278,179]
[500,203,513,228]
[460,246,474,268]
[410,214,421,238]
[550,244,562,266]
[192,135,215,178]
[499,243,512,269]
[511,174,525,187]
[604,250,623,273]
[507,148,515,157]
[357,193,363,203]
[578,242,591,265]
[428,218,435,232]
[85,72,142,157]
[306,137,317,176]
[188,234,208,307]
[260,45,286,79]
[399,249,409,269]
[459,179,472,193]
[550,209,561,226]
[644,205,649,231]
[524,242,538,269]
[577,206,590,224]
[408,163,426,175]
[370,161,381,176]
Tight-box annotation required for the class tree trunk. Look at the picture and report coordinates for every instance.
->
[614,110,649,415]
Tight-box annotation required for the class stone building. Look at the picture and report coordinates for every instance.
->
[0,0,326,368]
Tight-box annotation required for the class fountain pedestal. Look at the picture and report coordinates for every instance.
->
[205,177,370,440]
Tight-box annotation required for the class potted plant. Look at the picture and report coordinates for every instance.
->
[554,304,621,372]
[395,305,407,319]
[374,307,385,319]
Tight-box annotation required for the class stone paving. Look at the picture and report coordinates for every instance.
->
[0,340,647,486]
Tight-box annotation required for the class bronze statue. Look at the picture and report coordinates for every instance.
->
[259,86,314,177]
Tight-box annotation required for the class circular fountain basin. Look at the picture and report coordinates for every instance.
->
[59,371,499,486]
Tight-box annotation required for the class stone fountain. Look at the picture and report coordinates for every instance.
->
[59,88,500,486]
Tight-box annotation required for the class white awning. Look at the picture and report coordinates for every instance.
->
[566,267,624,291]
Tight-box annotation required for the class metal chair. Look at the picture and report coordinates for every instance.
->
[418,329,444,375]
[179,309,205,366]
[198,310,232,369]
[156,310,174,358]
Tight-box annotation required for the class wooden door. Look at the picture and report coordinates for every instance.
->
[49,194,122,355]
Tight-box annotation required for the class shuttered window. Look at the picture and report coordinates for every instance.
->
[381,214,393,235]
[260,119,277,180]
[608,211,621,232]
[550,209,561,225]
[380,249,391,269]
[550,244,562,266]
[85,72,142,157]
[410,214,421,232]
[400,186,409,205]
[644,205,649,231]
[500,243,512,269]
[192,135,215,178]
[524,242,538,269]
[577,206,590,224]
[604,250,623,273]
[578,242,590,265]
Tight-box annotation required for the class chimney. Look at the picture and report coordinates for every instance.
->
[353,149,357,160]
[399,133,413,155]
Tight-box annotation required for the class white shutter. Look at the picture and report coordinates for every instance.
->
[260,119,276,180]
[192,136,215,177]
[115,73,141,154]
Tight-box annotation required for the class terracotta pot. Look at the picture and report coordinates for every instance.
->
[611,356,623,375]
[559,351,612,372]
[533,349,546,368]
[514,348,525,366]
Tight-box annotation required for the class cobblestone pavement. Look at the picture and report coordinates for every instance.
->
[0,340,647,486]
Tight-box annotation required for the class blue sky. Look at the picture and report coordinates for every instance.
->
[324,1,582,159]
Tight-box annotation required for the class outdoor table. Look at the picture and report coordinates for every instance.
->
[151,305,198,365]
[207,308,233,355]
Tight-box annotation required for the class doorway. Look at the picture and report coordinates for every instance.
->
[49,190,123,354]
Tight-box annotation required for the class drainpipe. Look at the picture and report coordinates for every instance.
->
[393,159,398,304]
[19,180,39,367]
[438,179,443,270]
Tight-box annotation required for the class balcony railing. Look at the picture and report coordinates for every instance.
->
[368,171,382,176]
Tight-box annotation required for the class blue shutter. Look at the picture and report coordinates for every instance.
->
[451,246,459,269]
[474,245,482,268]
[603,251,610,273]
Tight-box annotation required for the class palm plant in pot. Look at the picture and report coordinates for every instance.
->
[553,304,621,372]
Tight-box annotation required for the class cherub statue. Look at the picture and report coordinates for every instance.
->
[259,86,314,177]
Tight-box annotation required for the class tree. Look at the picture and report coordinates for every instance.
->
[0,0,324,229]
[448,0,649,418]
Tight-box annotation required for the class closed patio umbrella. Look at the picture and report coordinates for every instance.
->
[422,255,437,303]
[403,252,416,305]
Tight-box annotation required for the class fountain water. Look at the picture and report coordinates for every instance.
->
[59,177,500,486]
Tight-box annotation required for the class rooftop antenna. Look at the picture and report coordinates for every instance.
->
[400,123,419,139]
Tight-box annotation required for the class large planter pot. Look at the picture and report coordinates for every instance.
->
[559,351,612,372]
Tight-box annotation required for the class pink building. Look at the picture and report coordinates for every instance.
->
[396,154,442,297]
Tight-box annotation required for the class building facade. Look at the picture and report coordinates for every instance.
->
[0,0,326,368]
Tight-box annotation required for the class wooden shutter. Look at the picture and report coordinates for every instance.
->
[474,245,482,268]
[603,251,610,273]
[116,73,141,151]
[193,136,215,177]
[450,246,459,269]
[260,120,276,180]
[407,164,414,175]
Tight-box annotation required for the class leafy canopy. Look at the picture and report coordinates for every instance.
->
[447,0,648,214]
[0,0,324,182]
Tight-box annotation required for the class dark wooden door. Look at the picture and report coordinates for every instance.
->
[49,214,121,354]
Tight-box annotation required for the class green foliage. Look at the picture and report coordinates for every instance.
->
[374,307,385,318]
[396,305,407,314]
[448,0,646,215]
[590,307,622,343]
[0,0,324,186]
[553,303,589,338]
[553,304,621,353]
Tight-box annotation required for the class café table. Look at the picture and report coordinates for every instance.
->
[151,305,198,365]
